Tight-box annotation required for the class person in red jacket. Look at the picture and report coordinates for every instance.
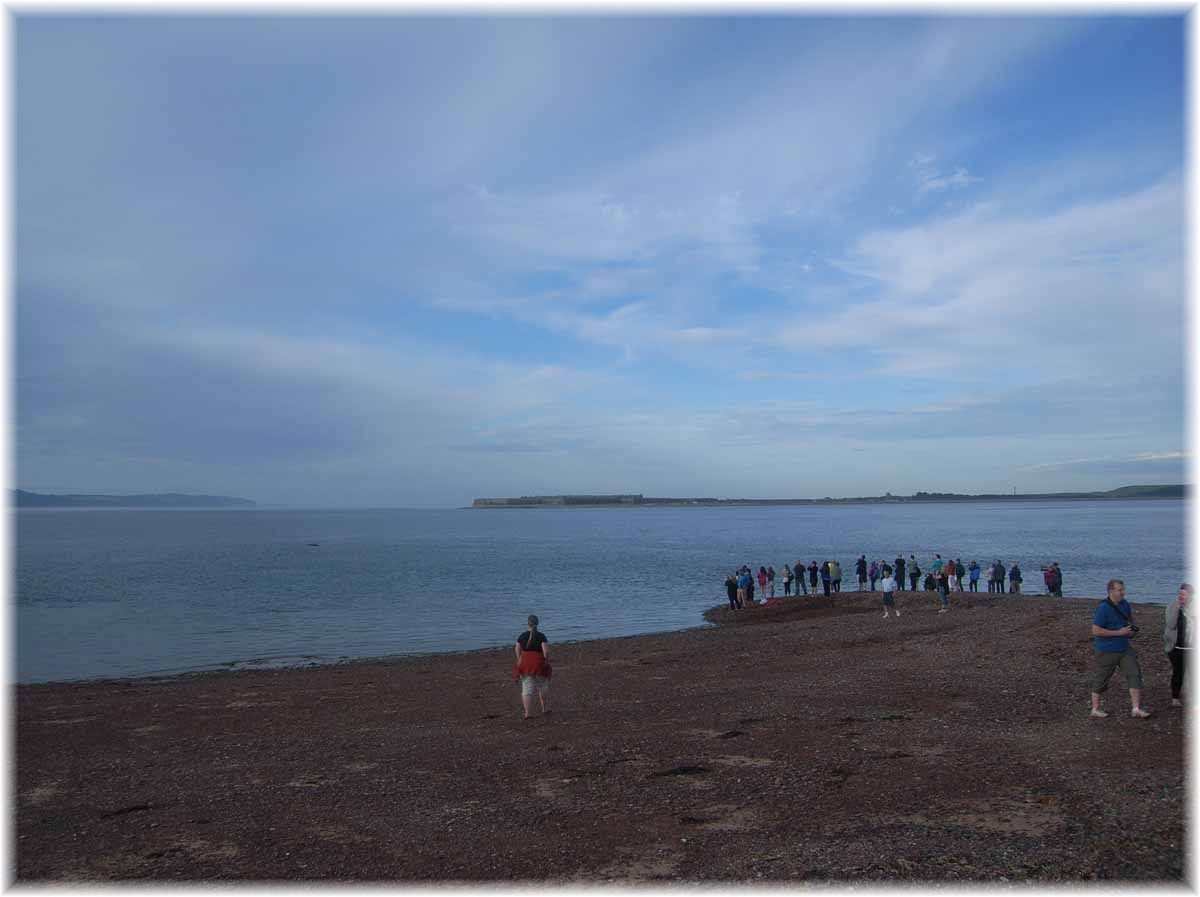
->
[513,615,552,719]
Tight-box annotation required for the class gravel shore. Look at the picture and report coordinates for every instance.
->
[16,589,1187,882]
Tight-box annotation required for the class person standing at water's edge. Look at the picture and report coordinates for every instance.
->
[783,564,793,597]
[1009,562,1022,594]
[514,614,552,719]
[1090,580,1150,719]
[856,555,868,591]
[808,561,819,596]
[725,574,740,610]
[1163,584,1193,707]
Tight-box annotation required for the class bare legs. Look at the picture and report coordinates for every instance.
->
[520,681,550,719]
[1091,689,1148,717]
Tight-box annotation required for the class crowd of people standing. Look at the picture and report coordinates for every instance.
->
[723,554,1066,612]
[714,555,1192,720]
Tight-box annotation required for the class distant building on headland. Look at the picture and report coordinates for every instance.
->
[473,494,645,508]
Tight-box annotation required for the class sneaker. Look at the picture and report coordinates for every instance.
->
[1172,698,1183,707]
[895,609,900,616]
[1131,708,1151,719]
[1090,709,1109,718]
[937,608,948,614]
[882,610,889,617]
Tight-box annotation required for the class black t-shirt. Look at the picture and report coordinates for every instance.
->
[518,631,548,652]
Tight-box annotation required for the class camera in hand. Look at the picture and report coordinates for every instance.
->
[1129,623,1140,633]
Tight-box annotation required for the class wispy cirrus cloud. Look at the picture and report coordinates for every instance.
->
[1019,452,1188,477]
[917,166,984,194]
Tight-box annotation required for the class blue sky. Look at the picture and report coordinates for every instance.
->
[15,14,1187,507]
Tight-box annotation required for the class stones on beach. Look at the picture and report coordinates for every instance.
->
[648,766,709,778]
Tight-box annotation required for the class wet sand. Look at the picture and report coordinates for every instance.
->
[15,589,1186,882]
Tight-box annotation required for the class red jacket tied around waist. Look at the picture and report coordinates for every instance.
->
[513,650,551,681]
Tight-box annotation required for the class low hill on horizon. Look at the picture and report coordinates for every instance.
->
[14,490,257,508]
[474,484,1188,507]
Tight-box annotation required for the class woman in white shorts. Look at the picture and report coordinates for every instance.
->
[513,614,552,719]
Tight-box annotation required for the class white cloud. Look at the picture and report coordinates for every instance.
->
[917,166,984,194]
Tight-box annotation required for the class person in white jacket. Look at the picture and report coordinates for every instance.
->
[1164,583,1193,707]
[881,572,899,618]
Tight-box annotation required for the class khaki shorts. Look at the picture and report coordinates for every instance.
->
[1091,648,1143,693]
[521,675,549,697]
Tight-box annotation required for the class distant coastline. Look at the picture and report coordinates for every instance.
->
[14,490,257,508]
[472,484,1187,508]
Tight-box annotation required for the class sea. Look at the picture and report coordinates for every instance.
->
[14,499,1189,684]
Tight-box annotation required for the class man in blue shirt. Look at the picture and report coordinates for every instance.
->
[1090,579,1151,718]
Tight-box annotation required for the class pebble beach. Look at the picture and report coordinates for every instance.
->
[16,588,1187,882]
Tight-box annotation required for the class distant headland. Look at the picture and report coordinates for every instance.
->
[472,484,1187,508]
[14,490,257,508]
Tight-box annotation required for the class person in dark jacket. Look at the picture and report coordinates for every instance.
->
[1009,563,1023,594]
[821,561,832,597]
[895,556,906,592]
[725,573,740,609]
[855,555,868,590]
[796,560,809,595]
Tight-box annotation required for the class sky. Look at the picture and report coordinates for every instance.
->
[14,12,1189,508]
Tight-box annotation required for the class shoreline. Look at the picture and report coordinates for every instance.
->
[17,589,1185,881]
[20,590,1109,689]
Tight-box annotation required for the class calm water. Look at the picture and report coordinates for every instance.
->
[15,500,1189,684]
